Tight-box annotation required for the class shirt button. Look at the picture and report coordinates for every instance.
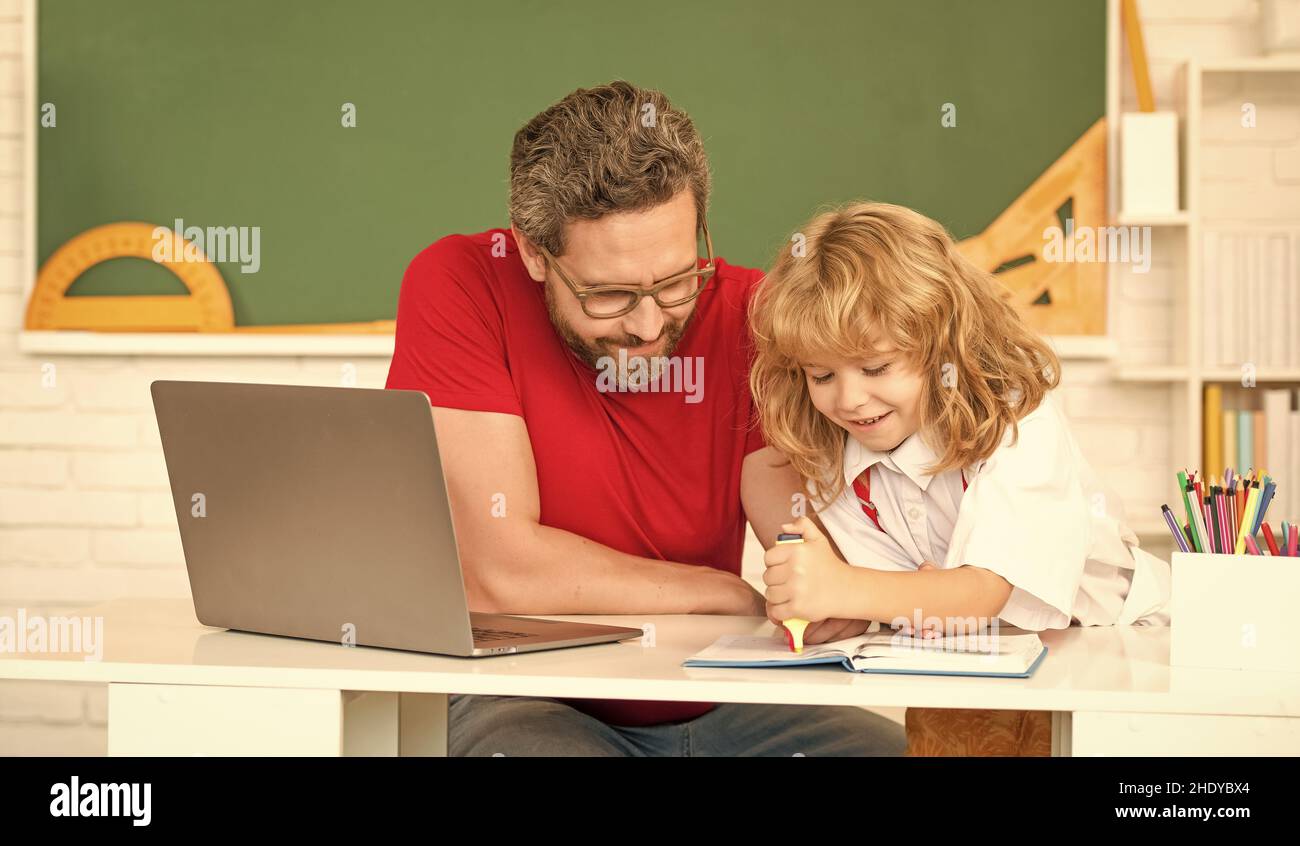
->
[908,508,921,521]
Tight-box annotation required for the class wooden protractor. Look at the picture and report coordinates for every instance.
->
[27,222,397,334]
[26,221,235,331]
[957,117,1108,336]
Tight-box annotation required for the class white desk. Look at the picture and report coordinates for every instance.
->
[4,598,1299,756]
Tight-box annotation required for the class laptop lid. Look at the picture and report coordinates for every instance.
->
[151,380,478,655]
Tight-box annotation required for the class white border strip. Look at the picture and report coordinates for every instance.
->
[22,0,34,322]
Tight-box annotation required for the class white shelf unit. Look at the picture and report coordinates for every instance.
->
[1115,210,1190,227]
[1109,52,1300,542]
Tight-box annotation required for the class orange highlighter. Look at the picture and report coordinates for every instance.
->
[775,532,809,653]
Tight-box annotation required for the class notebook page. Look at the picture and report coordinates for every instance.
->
[687,632,866,663]
[851,631,1044,672]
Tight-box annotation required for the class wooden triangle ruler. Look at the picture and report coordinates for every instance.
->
[957,117,1108,336]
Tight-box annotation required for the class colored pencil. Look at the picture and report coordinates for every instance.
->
[1178,471,1205,553]
[1211,483,1222,556]
[1235,481,1262,554]
[1226,472,1238,539]
[1190,484,1211,555]
[1162,505,1190,553]
[1206,493,1220,554]
[1252,480,1276,536]
[1261,521,1282,556]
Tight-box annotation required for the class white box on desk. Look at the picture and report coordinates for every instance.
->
[1171,552,1300,673]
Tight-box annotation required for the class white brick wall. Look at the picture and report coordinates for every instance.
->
[1201,70,1300,222]
[0,0,1275,754]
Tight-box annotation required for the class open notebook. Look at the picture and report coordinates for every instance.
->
[684,629,1048,678]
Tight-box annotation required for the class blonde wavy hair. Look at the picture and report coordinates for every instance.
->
[749,201,1061,507]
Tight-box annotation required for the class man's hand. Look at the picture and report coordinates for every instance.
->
[706,568,767,616]
[737,580,769,617]
[762,516,855,624]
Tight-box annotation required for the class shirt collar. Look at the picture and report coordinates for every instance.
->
[842,429,942,492]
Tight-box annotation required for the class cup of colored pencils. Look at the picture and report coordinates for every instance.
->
[1162,468,1297,556]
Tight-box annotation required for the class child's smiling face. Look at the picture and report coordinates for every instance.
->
[801,341,924,451]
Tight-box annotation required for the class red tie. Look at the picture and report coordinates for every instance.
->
[852,466,967,535]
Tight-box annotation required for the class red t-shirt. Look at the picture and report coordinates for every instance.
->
[385,228,766,727]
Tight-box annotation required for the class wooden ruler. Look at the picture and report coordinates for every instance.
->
[26,221,394,334]
[957,117,1108,336]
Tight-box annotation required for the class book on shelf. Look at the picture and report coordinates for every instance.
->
[1238,409,1253,473]
[1223,409,1237,475]
[1204,384,1223,475]
[1202,386,1300,531]
[1265,388,1294,523]
[1255,410,1267,472]
[1202,229,1300,369]
[1268,235,1290,368]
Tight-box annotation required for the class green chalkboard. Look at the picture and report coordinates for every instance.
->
[37,0,1105,328]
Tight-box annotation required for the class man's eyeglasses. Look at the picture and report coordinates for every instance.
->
[536,219,716,319]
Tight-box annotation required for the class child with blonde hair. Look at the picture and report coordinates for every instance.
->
[749,202,1170,755]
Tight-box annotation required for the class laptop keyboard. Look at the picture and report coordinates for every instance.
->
[472,627,532,643]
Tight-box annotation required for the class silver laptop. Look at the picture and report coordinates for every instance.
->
[151,380,643,656]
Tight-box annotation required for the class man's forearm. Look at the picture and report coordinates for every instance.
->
[429,406,759,617]
[463,521,755,616]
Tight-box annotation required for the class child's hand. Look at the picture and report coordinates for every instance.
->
[765,606,869,644]
[803,617,872,644]
[763,516,854,624]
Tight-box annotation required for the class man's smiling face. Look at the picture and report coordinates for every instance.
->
[514,188,702,372]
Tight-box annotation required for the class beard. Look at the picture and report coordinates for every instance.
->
[544,282,695,389]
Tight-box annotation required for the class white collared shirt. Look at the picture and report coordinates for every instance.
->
[813,393,1171,630]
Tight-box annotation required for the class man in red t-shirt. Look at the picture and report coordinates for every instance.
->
[385,80,903,756]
